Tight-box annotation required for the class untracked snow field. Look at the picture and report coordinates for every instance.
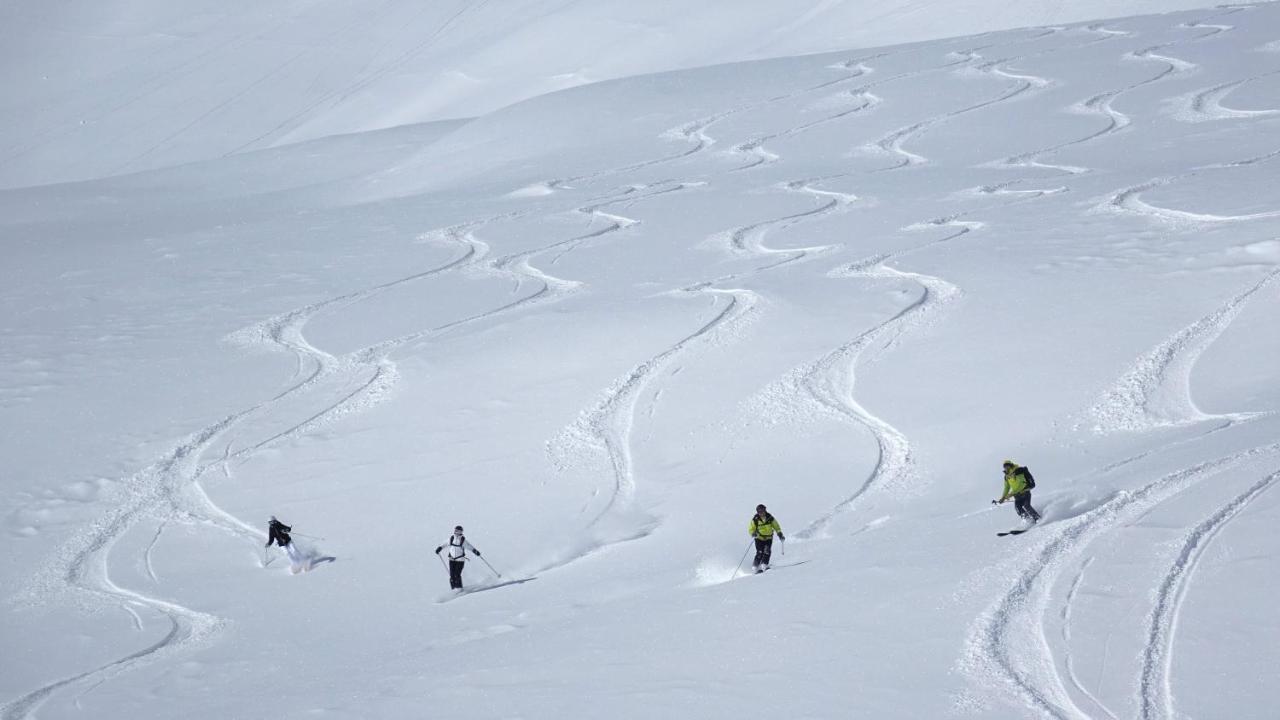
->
[3,2,1280,719]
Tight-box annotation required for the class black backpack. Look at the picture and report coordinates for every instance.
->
[1021,467,1036,490]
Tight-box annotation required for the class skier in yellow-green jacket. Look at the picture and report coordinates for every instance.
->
[993,460,1041,524]
[749,504,785,573]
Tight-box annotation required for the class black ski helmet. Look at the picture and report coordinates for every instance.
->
[454,525,464,533]
[756,504,766,513]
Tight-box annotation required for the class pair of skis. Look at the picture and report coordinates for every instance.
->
[435,577,537,603]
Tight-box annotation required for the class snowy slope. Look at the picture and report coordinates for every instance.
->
[1,0,1223,188]
[3,2,1280,719]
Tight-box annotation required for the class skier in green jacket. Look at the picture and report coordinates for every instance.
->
[749,504,785,573]
[993,460,1041,523]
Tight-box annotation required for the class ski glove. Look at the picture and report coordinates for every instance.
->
[473,550,481,556]
[434,546,443,554]
[778,534,785,541]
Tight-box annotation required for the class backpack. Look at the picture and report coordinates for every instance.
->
[1021,467,1036,490]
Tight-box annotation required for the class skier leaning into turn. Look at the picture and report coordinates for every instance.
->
[993,460,1041,524]
[266,516,306,570]
[435,525,482,590]
[749,504,785,573]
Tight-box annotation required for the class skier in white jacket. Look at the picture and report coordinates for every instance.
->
[434,525,481,590]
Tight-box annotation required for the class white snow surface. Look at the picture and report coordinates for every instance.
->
[4,2,1280,719]
[1,0,1222,188]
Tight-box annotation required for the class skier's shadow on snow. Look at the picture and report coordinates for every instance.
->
[265,556,337,571]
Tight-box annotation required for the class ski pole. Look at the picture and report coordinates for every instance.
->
[780,538,785,556]
[437,553,449,572]
[477,555,502,578]
[732,540,754,579]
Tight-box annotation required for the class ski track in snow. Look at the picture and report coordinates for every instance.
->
[728,54,888,172]
[142,521,165,584]
[548,39,1002,553]
[962,442,1280,720]
[1138,468,1280,720]
[982,12,1228,181]
[707,180,850,269]
[545,101,872,561]
[789,257,962,538]
[540,47,971,561]
[551,285,759,532]
[4,419,238,720]
[1060,558,1120,720]
[864,27,1087,172]
[1176,67,1280,122]
[1087,269,1280,433]
[1102,134,1280,225]
[1106,174,1280,225]
[547,50,902,192]
[970,205,1276,718]
[9,6,1280,716]
[2,178,693,717]
[770,216,976,541]
[733,32,1094,539]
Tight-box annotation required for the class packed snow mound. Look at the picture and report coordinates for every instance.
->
[0,0,1226,187]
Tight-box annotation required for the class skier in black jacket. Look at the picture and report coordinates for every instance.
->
[267,516,306,571]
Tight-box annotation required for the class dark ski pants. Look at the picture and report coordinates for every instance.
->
[448,560,465,589]
[753,537,774,569]
[1014,491,1041,522]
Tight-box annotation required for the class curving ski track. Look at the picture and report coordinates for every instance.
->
[1106,175,1280,224]
[1088,269,1280,433]
[788,216,977,540]
[963,442,1280,720]
[865,27,1098,172]
[728,57,883,172]
[1138,468,1280,720]
[790,255,961,540]
[984,15,1226,179]
[3,178,693,717]
[554,285,759,533]
[1060,558,1120,720]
